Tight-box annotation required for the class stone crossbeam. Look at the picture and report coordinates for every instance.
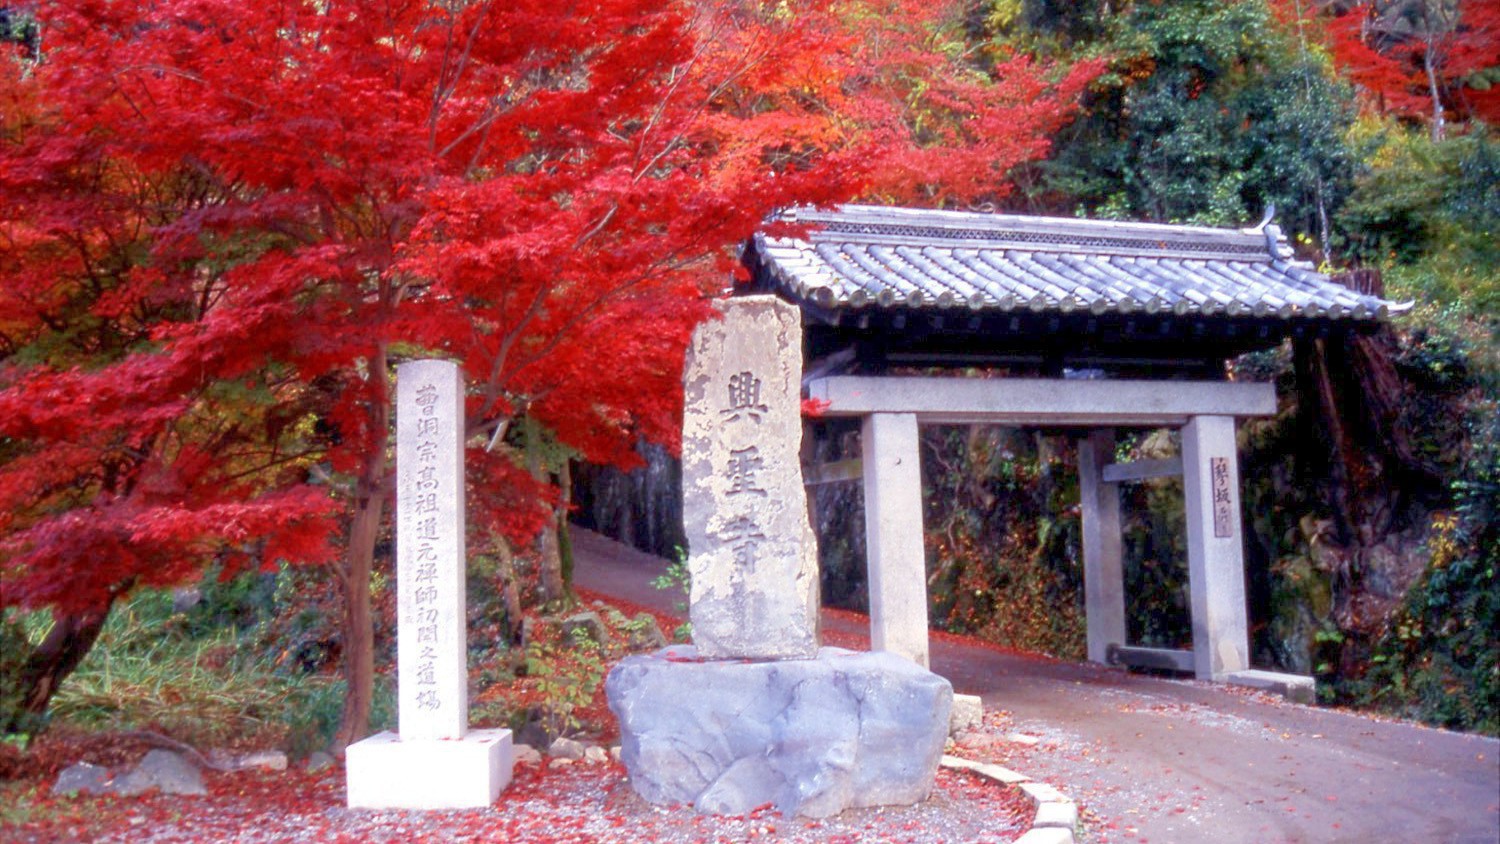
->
[807,376,1275,426]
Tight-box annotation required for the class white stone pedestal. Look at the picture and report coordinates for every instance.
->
[346,728,513,810]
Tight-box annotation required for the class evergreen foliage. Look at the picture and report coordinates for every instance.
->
[1342,127,1500,313]
[1034,0,1365,245]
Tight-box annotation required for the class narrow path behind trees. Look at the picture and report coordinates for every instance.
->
[571,529,1500,844]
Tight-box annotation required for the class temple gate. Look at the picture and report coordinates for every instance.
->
[744,204,1404,694]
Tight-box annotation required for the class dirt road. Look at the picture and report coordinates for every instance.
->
[571,529,1500,844]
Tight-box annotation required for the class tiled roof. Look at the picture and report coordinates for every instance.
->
[749,205,1406,322]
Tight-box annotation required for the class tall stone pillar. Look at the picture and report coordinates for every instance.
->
[345,360,512,810]
[1079,428,1126,665]
[1181,415,1250,680]
[861,412,930,667]
[394,360,468,741]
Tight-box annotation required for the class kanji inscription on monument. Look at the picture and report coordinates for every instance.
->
[1210,456,1234,539]
[396,359,467,740]
[681,295,819,660]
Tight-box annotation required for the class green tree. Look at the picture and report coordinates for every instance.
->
[1339,126,1500,314]
[1014,0,1365,252]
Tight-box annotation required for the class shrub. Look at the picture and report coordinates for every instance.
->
[1358,414,1499,734]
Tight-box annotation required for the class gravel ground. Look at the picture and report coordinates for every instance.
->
[4,748,1035,843]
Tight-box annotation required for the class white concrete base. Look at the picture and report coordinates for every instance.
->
[1225,669,1317,704]
[345,729,513,810]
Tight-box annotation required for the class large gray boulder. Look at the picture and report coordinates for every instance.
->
[607,646,952,818]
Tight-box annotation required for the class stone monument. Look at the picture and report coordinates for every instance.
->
[608,296,952,818]
[680,295,819,658]
[345,359,513,810]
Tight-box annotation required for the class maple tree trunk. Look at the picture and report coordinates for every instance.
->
[537,520,565,604]
[557,461,575,593]
[493,539,525,645]
[525,420,567,604]
[332,347,392,752]
[6,605,115,735]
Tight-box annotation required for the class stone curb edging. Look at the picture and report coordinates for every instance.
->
[940,755,1078,844]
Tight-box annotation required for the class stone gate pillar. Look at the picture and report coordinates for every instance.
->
[1182,415,1250,680]
[861,412,930,667]
[1079,428,1126,665]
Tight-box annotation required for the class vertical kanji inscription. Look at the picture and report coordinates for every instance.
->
[1210,456,1233,539]
[396,360,468,740]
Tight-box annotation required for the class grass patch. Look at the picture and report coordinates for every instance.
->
[14,586,349,756]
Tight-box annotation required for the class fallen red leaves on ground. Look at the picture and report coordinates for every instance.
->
[3,755,1033,843]
[3,592,1048,842]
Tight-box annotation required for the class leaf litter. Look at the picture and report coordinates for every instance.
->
[5,752,1033,843]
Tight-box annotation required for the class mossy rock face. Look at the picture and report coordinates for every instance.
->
[560,611,609,646]
[1359,532,1432,601]
[625,614,667,653]
[1275,555,1333,619]
[1268,554,1331,675]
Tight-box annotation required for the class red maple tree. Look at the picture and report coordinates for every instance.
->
[1282,0,1500,134]
[2,0,1093,746]
[693,0,1101,207]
